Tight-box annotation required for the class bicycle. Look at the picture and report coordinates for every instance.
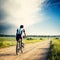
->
[16,39,24,55]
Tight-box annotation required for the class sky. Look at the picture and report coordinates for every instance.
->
[0,0,60,35]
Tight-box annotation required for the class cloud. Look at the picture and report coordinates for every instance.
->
[2,0,45,27]
[0,0,45,35]
[0,23,16,35]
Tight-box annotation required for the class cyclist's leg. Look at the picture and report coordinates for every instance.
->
[16,40,19,55]
[20,38,22,47]
[18,39,21,48]
[16,34,22,55]
[21,37,24,48]
[20,38,23,53]
[16,34,19,47]
[16,35,20,50]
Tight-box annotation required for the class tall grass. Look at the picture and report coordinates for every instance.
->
[0,37,16,48]
[48,38,60,60]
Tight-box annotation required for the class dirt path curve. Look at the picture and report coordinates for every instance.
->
[0,40,50,60]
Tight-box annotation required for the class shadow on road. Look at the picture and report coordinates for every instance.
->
[32,48,49,60]
[0,53,16,56]
[34,57,48,60]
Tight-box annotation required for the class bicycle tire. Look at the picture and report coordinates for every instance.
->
[16,43,19,55]
[16,39,23,55]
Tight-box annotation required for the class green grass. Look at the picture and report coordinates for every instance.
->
[48,38,60,60]
[0,37,46,48]
[0,37,16,48]
[52,38,60,60]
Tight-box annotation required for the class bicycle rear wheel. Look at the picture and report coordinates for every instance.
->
[19,40,23,53]
[16,42,19,55]
[16,39,23,55]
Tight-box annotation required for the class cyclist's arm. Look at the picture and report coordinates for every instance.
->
[23,29,26,37]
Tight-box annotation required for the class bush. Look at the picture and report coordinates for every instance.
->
[26,38,34,40]
[40,38,43,40]
[55,38,59,40]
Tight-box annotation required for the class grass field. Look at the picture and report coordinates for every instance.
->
[48,37,60,60]
[0,37,46,48]
[0,37,16,48]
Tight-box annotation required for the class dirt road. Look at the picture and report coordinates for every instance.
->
[0,40,50,60]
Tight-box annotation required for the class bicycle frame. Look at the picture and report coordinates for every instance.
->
[16,39,23,55]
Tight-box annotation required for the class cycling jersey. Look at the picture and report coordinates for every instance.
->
[17,28,22,34]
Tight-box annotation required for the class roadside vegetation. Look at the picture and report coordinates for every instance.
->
[0,37,16,48]
[0,37,46,48]
[48,37,60,60]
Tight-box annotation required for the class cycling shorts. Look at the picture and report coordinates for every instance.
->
[16,34,22,41]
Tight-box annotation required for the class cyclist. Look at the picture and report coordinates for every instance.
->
[16,25,26,48]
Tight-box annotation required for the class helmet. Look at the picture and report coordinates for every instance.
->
[20,25,24,28]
